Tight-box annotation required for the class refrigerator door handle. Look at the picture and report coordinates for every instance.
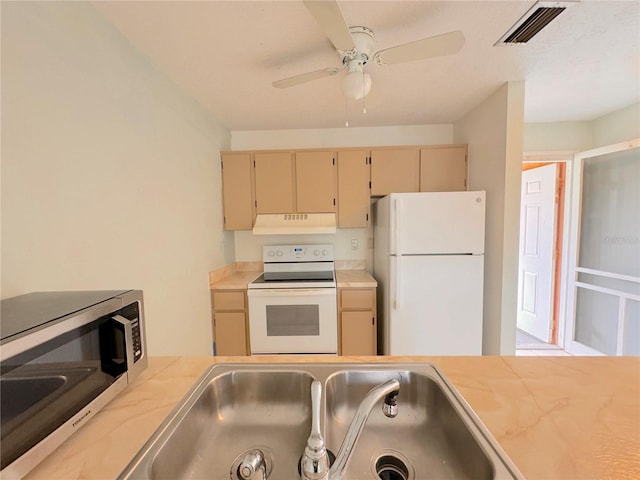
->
[396,256,402,310]
[394,197,402,254]
[390,256,396,310]
[392,256,402,310]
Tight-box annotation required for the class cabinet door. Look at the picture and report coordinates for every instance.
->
[296,151,336,213]
[341,311,376,355]
[214,312,247,356]
[420,146,467,192]
[370,149,420,196]
[254,152,294,213]
[221,153,254,230]
[337,150,370,228]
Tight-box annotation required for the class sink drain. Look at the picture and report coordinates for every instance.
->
[373,451,414,480]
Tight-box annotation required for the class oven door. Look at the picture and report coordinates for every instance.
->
[247,288,337,354]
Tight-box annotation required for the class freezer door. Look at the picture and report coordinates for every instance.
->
[389,192,485,255]
[387,255,484,355]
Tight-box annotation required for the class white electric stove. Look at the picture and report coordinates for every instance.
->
[247,244,337,355]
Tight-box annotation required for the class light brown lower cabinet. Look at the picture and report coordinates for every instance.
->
[338,288,377,355]
[211,289,249,356]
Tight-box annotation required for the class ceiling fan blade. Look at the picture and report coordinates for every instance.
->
[373,30,465,66]
[303,0,355,52]
[272,67,340,89]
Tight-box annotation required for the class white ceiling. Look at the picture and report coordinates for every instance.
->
[93,1,639,131]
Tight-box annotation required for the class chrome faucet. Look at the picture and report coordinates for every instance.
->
[300,378,400,480]
[237,449,268,480]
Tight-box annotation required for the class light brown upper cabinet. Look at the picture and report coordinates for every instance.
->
[221,152,254,230]
[370,148,420,196]
[337,150,370,228]
[420,146,468,192]
[295,151,337,213]
[254,152,295,214]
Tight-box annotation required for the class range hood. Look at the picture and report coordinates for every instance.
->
[252,213,336,235]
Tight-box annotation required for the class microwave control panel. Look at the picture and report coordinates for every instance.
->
[120,302,143,362]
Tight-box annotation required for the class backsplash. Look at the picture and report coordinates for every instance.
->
[233,228,373,271]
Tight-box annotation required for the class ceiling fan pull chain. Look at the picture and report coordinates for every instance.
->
[362,70,367,114]
[345,97,349,127]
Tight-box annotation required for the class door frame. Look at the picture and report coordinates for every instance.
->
[521,151,574,348]
[563,138,640,356]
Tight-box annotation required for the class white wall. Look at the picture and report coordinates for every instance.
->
[230,125,453,267]
[454,82,525,355]
[1,2,231,355]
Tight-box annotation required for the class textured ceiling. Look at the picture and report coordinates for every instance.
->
[93,1,640,131]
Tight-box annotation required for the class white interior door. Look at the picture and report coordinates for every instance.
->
[517,164,557,342]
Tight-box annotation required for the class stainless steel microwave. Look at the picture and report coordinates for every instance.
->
[0,290,148,479]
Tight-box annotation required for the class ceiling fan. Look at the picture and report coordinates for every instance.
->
[272,0,465,100]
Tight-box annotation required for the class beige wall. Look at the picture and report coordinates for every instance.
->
[524,121,593,152]
[1,2,231,355]
[231,125,454,150]
[523,102,640,152]
[592,103,640,147]
[454,82,525,355]
[230,125,454,267]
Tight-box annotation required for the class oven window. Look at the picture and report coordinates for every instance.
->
[266,305,320,336]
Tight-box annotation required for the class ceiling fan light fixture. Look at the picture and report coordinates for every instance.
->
[341,69,371,100]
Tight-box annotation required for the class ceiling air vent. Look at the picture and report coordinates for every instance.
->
[496,1,576,45]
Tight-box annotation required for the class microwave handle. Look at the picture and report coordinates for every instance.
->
[111,315,135,376]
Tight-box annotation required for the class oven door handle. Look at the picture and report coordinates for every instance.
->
[248,288,336,297]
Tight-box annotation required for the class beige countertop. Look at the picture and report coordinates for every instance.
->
[209,267,376,289]
[336,269,377,288]
[25,356,640,480]
[209,270,262,289]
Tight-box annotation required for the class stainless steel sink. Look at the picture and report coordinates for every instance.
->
[143,370,314,480]
[118,363,523,480]
[324,369,504,479]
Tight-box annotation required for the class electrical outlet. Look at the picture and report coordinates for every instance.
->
[351,239,359,250]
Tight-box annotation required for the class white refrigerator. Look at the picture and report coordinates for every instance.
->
[373,191,486,355]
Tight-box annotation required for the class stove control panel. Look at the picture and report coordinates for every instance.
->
[264,244,334,262]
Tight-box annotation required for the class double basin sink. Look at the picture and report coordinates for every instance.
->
[118,363,523,480]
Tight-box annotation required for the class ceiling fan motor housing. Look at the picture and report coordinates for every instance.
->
[341,26,375,64]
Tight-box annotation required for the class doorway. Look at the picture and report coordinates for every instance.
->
[516,158,568,352]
